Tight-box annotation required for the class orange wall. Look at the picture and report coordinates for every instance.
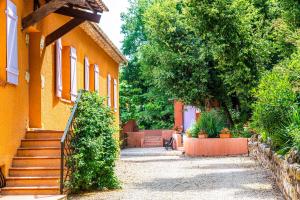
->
[174,100,183,131]
[0,0,33,175]
[0,1,120,175]
[38,14,120,130]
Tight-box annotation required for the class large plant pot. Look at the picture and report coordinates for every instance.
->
[219,133,231,138]
[184,137,248,157]
[198,134,208,139]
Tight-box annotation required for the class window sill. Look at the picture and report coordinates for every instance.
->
[60,98,73,104]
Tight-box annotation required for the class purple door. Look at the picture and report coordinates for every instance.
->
[183,105,196,132]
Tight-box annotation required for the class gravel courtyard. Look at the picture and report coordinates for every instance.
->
[69,148,283,200]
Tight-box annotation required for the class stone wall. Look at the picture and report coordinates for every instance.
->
[249,135,300,200]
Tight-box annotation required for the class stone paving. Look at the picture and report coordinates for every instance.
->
[69,148,283,200]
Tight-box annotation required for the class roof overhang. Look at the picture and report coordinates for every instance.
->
[22,0,109,46]
[81,22,128,64]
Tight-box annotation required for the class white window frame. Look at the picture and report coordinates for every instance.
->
[84,56,89,91]
[70,47,77,102]
[113,79,117,112]
[94,64,99,92]
[56,39,62,97]
[107,74,111,107]
[6,0,19,85]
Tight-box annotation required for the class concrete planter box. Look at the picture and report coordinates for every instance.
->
[184,137,248,157]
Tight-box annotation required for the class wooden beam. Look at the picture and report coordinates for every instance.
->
[45,18,85,47]
[55,7,101,23]
[22,0,86,30]
[22,0,69,30]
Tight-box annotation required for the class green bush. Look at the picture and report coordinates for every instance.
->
[231,123,252,138]
[191,109,226,138]
[67,91,120,193]
[189,122,200,138]
[252,67,296,153]
[286,107,300,152]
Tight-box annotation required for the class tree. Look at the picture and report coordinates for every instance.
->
[139,0,287,125]
[120,0,174,129]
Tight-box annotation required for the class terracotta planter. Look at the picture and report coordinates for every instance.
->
[219,133,232,138]
[198,134,208,139]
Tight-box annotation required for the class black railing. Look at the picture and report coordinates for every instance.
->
[0,168,5,188]
[60,91,82,194]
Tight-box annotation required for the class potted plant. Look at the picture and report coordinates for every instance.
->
[198,130,208,139]
[197,109,226,138]
[186,129,192,138]
[219,128,231,138]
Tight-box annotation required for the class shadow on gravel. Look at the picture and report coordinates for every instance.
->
[122,157,185,163]
[134,169,283,199]
[185,162,256,170]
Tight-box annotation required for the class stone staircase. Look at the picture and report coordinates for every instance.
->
[1,130,63,195]
[143,134,163,148]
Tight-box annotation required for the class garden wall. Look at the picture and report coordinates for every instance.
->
[249,135,300,200]
[126,130,176,148]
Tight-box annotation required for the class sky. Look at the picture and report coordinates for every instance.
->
[99,0,130,50]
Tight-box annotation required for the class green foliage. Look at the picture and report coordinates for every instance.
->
[137,0,287,122]
[231,123,253,138]
[67,91,120,193]
[121,0,300,155]
[287,107,300,151]
[120,0,174,129]
[252,69,295,134]
[252,48,300,154]
[196,109,226,138]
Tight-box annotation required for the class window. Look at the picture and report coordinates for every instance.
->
[113,79,117,112]
[94,64,99,92]
[107,74,111,107]
[84,56,89,91]
[56,39,62,97]
[6,0,18,85]
[70,47,77,102]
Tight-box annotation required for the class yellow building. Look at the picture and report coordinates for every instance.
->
[0,0,126,195]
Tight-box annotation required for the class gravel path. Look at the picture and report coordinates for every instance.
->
[69,148,283,200]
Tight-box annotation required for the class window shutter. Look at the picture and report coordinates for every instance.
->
[94,64,99,92]
[113,79,117,112]
[70,47,77,102]
[84,57,89,91]
[56,39,62,97]
[6,0,18,85]
[107,74,111,107]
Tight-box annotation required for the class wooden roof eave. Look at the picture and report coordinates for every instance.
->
[22,0,107,46]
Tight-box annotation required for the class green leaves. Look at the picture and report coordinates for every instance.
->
[120,0,174,129]
[67,91,120,193]
[251,49,300,154]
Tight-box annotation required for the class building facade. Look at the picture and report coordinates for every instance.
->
[0,0,126,193]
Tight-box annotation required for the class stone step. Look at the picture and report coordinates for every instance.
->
[21,139,61,148]
[12,156,60,167]
[9,167,61,177]
[1,186,60,195]
[17,147,60,157]
[143,144,162,148]
[26,130,63,140]
[6,176,59,187]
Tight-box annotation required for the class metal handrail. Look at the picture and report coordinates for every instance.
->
[0,167,5,188]
[60,91,82,194]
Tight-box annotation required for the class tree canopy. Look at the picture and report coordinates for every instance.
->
[120,0,300,127]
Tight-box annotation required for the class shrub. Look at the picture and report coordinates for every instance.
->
[252,67,296,153]
[231,123,253,138]
[196,109,226,138]
[67,91,120,193]
[189,122,200,138]
[287,107,300,152]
